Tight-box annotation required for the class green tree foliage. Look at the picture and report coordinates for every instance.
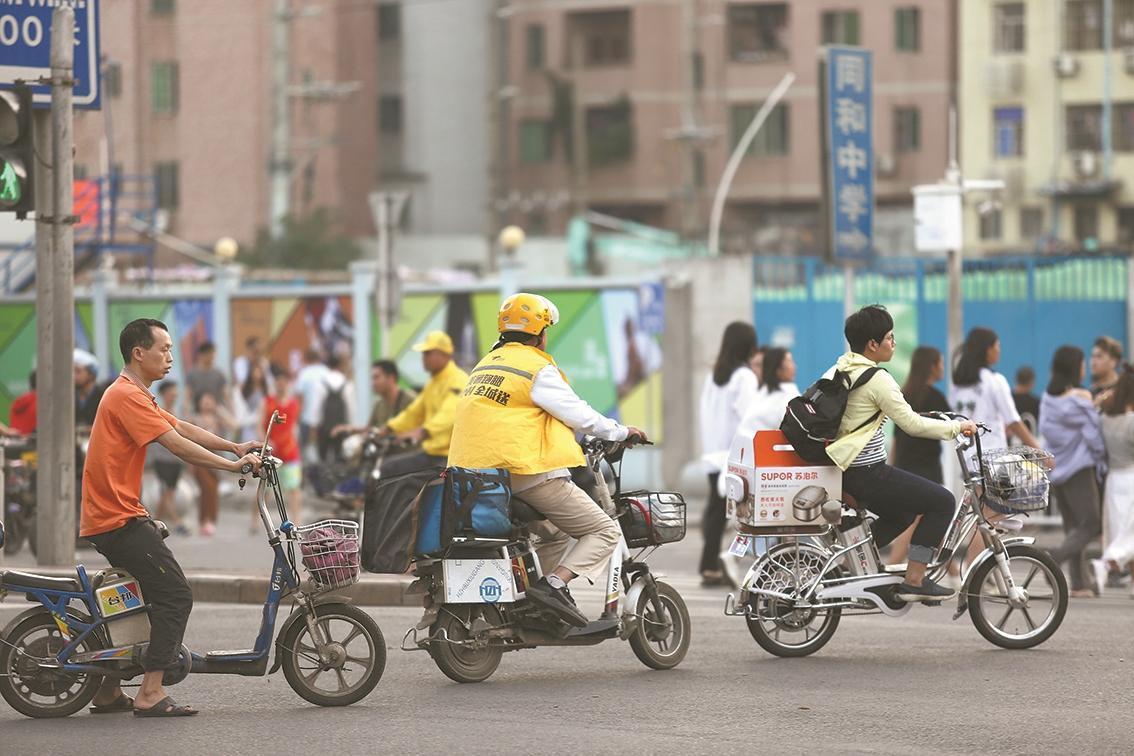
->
[245,208,362,270]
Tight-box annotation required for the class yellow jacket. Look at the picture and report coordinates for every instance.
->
[825,352,961,471]
[448,343,585,474]
[386,360,468,457]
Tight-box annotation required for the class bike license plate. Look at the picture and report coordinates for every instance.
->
[729,534,753,557]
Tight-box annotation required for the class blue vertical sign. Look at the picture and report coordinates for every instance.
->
[826,46,873,262]
[0,0,101,110]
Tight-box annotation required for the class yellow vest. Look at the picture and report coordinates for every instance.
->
[448,343,585,474]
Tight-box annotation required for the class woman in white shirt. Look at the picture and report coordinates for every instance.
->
[738,348,800,437]
[950,327,1042,452]
[1098,370,1134,597]
[950,327,1044,569]
[698,322,759,586]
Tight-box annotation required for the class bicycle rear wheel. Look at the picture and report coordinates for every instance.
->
[745,541,841,658]
[0,610,102,718]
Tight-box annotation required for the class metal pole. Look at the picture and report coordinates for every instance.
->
[38,7,77,564]
[268,0,292,239]
[678,0,698,240]
[1104,0,1114,181]
[373,192,391,358]
[945,105,963,386]
[843,264,855,324]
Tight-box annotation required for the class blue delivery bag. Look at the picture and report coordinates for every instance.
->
[414,467,512,556]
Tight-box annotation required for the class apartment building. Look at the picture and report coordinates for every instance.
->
[500,0,958,256]
[961,0,1134,254]
[73,0,379,256]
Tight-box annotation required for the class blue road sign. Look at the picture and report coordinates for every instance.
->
[825,46,872,262]
[0,0,100,110]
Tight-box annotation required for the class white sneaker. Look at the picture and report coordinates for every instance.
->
[1090,559,1108,597]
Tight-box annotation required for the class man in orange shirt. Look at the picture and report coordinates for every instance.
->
[82,319,262,718]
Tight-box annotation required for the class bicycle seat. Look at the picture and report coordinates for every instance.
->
[0,570,81,593]
[510,499,547,523]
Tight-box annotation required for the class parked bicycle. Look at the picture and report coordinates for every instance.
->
[0,411,386,718]
[723,412,1068,657]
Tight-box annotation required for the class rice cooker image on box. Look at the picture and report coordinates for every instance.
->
[791,485,828,522]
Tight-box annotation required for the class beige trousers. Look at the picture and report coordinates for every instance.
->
[516,477,620,581]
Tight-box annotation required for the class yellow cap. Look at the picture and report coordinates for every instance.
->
[411,330,454,355]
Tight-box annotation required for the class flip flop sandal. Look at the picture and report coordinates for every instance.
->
[89,693,134,714]
[133,696,198,718]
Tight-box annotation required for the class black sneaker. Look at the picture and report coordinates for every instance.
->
[896,578,957,603]
[525,577,588,628]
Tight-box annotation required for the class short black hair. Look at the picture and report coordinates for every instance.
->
[197,341,216,355]
[371,359,399,380]
[119,319,169,364]
[844,305,893,354]
[245,335,260,348]
[156,379,177,396]
[269,362,289,380]
[28,370,35,390]
[1016,365,1035,386]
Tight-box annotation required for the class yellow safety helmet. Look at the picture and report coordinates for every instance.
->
[498,292,559,336]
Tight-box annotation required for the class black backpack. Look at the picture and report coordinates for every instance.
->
[317,380,349,461]
[780,367,883,464]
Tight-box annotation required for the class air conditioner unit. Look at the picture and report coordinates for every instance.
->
[1125,48,1134,75]
[1073,151,1099,179]
[876,153,896,177]
[1054,53,1080,78]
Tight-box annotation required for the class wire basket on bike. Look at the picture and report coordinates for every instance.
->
[981,448,1054,514]
[618,492,687,548]
[296,519,361,591]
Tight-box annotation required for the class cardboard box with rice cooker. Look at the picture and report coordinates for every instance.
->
[724,430,841,532]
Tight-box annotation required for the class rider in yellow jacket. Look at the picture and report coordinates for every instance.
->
[449,293,647,627]
[379,331,468,476]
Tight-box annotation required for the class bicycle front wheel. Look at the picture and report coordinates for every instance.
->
[967,544,1068,649]
[280,603,386,706]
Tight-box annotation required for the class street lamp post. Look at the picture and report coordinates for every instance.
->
[498,224,525,300]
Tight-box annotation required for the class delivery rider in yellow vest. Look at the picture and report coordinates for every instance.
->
[377,330,469,478]
[448,293,648,627]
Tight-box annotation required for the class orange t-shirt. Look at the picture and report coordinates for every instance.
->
[80,375,179,537]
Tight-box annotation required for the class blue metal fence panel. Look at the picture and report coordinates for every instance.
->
[754,255,1129,393]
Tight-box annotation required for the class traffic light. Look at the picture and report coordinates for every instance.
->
[0,84,35,219]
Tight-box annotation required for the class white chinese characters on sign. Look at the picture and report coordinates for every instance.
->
[827,47,873,262]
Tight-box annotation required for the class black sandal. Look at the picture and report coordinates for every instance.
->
[133,696,198,717]
[89,693,134,714]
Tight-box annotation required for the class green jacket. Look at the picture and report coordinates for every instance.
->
[825,352,962,471]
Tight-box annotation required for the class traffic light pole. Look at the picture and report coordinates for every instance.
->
[34,7,76,565]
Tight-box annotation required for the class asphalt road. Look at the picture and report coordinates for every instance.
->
[1,573,1132,755]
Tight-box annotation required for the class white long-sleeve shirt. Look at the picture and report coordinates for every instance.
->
[511,365,630,492]
[699,366,760,473]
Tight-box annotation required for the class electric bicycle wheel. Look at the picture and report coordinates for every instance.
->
[628,580,691,670]
[967,544,1067,649]
[280,603,386,706]
[745,541,841,658]
[0,610,103,718]
[428,605,504,684]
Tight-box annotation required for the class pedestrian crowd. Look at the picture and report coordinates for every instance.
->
[697,315,1134,598]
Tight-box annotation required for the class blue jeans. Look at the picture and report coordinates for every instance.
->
[842,462,955,565]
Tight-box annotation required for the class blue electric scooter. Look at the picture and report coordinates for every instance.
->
[0,412,385,718]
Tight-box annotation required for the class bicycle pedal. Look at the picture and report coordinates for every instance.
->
[920,600,943,607]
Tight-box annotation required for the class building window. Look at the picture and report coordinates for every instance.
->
[526,24,545,70]
[74,164,88,180]
[730,102,789,156]
[895,107,921,153]
[979,207,1003,240]
[519,120,552,163]
[377,3,401,41]
[567,10,632,68]
[894,7,920,52]
[1113,102,1134,151]
[379,95,402,134]
[585,98,634,166]
[155,162,179,210]
[1074,205,1099,243]
[694,149,706,187]
[993,3,1026,52]
[151,61,178,115]
[1065,0,1103,51]
[727,3,790,62]
[104,61,122,98]
[1117,207,1134,244]
[151,0,175,15]
[1118,0,1134,44]
[821,10,860,45]
[1020,207,1045,238]
[993,107,1024,157]
[1066,104,1103,151]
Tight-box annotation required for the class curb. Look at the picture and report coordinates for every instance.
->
[0,567,417,607]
